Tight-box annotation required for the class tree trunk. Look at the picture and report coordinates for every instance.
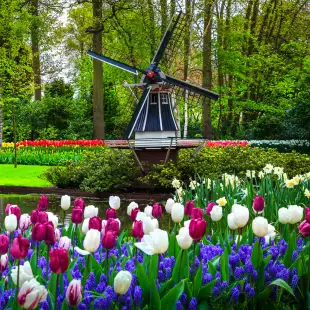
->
[248,0,260,56]
[147,0,156,58]
[183,0,192,138]
[30,0,41,101]
[160,0,168,36]
[92,0,104,139]
[202,0,213,139]
[170,0,176,18]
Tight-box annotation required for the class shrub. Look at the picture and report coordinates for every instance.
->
[43,149,139,192]
[145,147,310,188]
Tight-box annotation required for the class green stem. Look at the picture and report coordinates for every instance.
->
[36,243,39,274]
[15,260,20,301]
[178,250,184,283]
[63,210,66,228]
[54,273,60,310]
[46,245,50,281]
[106,250,109,282]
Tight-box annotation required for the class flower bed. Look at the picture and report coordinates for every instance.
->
[1,166,310,309]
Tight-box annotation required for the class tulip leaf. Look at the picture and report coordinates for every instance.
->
[207,255,220,278]
[198,301,210,310]
[48,273,58,307]
[211,231,219,245]
[193,262,202,297]
[220,248,229,282]
[150,276,161,310]
[160,280,184,310]
[168,234,176,257]
[62,302,69,310]
[197,279,217,301]
[89,254,103,273]
[136,261,151,303]
[251,239,263,270]
[172,249,189,284]
[150,254,159,281]
[184,279,193,301]
[257,278,295,300]
[30,249,37,272]
[283,230,297,268]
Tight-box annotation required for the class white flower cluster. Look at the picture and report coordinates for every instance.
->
[222,173,240,188]
[249,140,310,148]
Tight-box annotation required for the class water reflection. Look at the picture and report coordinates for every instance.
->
[0,194,170,230]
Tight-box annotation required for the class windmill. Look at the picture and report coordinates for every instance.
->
[87,10,219,170]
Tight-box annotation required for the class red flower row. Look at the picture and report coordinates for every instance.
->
[16,140,105,148]
[205,140,249,147]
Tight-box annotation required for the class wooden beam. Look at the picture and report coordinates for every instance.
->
[128,140,145,174]
[164,137,174,164]
[191,140,206,158]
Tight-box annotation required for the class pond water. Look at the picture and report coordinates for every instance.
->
[0,194,170,230]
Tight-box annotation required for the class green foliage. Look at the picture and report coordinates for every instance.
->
[43,149,139,192]
[145,147,310,189]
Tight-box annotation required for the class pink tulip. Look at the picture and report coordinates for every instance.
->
[66,279,82,307]
[59,237,71,251]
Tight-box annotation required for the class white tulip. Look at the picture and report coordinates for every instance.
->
[135,229,169,255]
[171,203,184,223]
[5,214,17,232]
[142,217,158,234]
[109,196,120,210]
[227,213,238,230]
[61,195,71,211]
[114,271,132,295]
[210,205,223,222]
[84,205,98,219]
[184,220,191,228]
[265,224,276,243]
[11,261,34,286]
[18,278,47,309]
[136,212,147,221]
[176,227,193,249]
[165,198,175,214]
[288,205,303,224]
[278,207,290,224]
[227,204,249,229]
[127,202,139,216]
[0,254,8,271]
[233,204,249,227]
[144,205,153,218]
[47,212,58,228]
[59,236,71,251]
[75,229,100,256]
[19,214,31,232]
[81,218,90,234]
[252,217,269,237]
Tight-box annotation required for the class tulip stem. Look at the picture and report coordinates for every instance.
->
[15,260,20,301]
[36,243,39,274]
[106,250,109,282]
[63,210,66,228]
[46,245,50,281]
[54,273,60,310]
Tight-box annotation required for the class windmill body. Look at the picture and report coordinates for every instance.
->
[87,10,219,169]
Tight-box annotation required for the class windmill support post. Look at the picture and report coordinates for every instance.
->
[190,140,206,158]
[164,137,174,164]
[128,140,145,174]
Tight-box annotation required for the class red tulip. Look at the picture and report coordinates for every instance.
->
[5,204,12,214]
[306,207,310,224]
[72,207,83,224]
[253,196,265,214]
[132,221,144,240]
[105,208,117,220]
[74,198,85,210]
[88,216,102,231]
[189,218,207,242]
[11,235,30,260]
[102,230,116,249]
[184,200,195,217]
[32,223,45,242]
[104,219,120,236]
[50,248,69,274]
[130,208,140,221]
[0,235,9,255]
[8,205,21,221]
[43,222,56,246]
[299,220,310,238]
[191,208,203,219]
[152,204,163,218]
[37,195,48,211]
[30,210,48,224]
[206,202,216,216]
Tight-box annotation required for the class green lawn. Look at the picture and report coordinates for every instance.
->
[0,164,52,187]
